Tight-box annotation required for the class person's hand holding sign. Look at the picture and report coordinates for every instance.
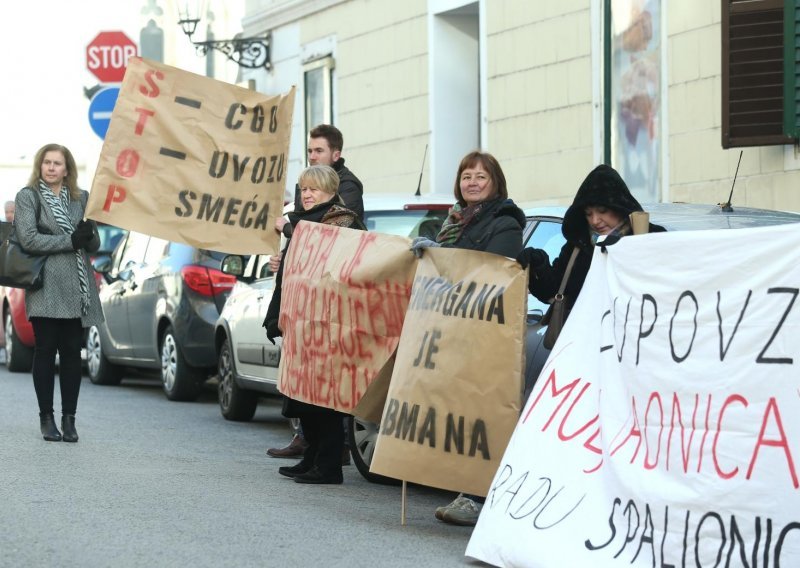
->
[269,217,289,272]
[410,236,441,258]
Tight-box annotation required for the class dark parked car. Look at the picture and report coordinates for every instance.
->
[87,231,238,401]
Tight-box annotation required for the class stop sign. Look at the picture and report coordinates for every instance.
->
[87,31,138,83]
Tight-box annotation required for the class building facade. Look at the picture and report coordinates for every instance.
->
[238,0,800,211]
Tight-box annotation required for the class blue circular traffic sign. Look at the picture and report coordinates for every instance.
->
[88,86,120,140]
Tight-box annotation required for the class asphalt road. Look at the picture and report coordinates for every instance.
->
[0,365,485,567]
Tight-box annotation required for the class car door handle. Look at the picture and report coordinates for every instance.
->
[129,281,138,291]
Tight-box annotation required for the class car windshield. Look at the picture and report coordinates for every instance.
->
[364,209,449,239]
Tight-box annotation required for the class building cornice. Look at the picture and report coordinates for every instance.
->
[243,0,347,35]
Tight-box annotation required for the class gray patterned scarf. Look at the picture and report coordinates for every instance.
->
[38,180,90,315]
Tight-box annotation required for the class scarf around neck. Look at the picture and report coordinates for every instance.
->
[435,199,497,245]
[37,180,90,315]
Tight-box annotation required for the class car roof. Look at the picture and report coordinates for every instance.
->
[363,192,453,211]
[524,202,800,231]
[284,192,454,215]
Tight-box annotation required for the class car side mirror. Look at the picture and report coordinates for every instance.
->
[92,255,112,274]
[526,308,544,324]
[221,255,245,277]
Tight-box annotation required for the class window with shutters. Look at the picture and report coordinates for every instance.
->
[721,0,797,148]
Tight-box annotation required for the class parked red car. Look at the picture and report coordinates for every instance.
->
[0,222,126,372]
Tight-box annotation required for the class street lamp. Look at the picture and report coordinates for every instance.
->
[177,7,270,70]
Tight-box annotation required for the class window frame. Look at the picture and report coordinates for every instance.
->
[721,0,797,148]
[303,55,335,133]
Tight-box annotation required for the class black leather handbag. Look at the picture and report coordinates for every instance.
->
[0,192,47,290]
[542,246,579,350]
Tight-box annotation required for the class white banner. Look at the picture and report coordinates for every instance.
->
[467,223,800,567]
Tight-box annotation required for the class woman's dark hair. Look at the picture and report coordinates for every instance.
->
[453,151,508,207]
[28,143,80,200]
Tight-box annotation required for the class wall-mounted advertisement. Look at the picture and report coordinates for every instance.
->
[610,0,661,203]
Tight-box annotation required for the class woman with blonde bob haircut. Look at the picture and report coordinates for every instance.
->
[263,164,365,484]
[298,164,339,196]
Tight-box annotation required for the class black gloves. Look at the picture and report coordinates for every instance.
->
[71,220,94,250]
[264,318,281,345]
[516,247,549,270]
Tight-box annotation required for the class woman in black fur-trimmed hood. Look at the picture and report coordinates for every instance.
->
[518,164,665,312]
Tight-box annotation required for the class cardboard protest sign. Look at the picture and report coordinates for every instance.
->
[369,248,527,497]
[87,57,294,255]
[277,221,417,413]
[467,224,800,567]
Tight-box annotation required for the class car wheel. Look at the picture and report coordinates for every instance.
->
[217,338,258,421]
[347,416,401,486]
[86,325,122,385]
[5,311,33,373]
[160,325,202,401]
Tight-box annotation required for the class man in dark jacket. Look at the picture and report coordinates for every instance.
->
[274,124,364,240]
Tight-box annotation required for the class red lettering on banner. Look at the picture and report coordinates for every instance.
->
[523,369,603,473]
[582,427,604,473]
[286,223,339,280]
[525,369,800,488]
[712,394,747,479]
[134,107,155,135]
[277,226,414,412]
[747,397,798,488]
[524,369,582,428]
[115,149,140,178]
[103,184,127,211]
[665,393,701,473]
[643,392,663,470]
[697,394,713,474]
[340,232,378,283]
[556,381,597,442]
[139,69,164,98]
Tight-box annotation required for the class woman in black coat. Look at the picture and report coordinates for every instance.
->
[518,164,666,316]
[412,150,526,258]
[263,164,365,485]
[413,151,526,527]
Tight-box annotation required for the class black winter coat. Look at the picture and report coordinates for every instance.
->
[442,197,526,257]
